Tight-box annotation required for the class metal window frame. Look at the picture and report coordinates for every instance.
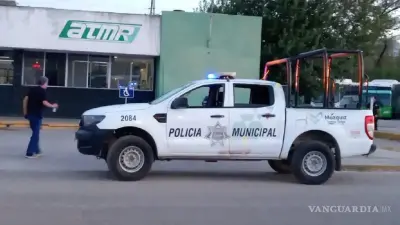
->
[0,49,14,86]
[108,56,155,91]
[21,51,46,86]
[88,60,108,88]
[20,51,155,91]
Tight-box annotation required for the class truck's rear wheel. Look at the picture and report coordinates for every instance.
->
[291,141,334,185]
[106,135,154,181]
[268,160,291,174]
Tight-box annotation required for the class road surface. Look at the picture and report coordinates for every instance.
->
[0,129,398,225]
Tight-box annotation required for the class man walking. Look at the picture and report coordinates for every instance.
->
[371,96,382,131]
[22,76,58,158]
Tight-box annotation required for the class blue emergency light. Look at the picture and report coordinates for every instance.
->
[207,73,218,79]
[207,72,236,80]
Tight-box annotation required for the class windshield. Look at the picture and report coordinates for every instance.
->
[365,93,391,105]
[362,90,391,106]
[150,82,196,105]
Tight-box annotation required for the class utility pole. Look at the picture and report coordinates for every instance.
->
[149,0,155,15]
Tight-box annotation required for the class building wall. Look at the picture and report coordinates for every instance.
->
[0,6,160,55]
[156,11,262,96]
[0,6,160,118]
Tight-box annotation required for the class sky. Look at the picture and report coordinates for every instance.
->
[17,0,199,14]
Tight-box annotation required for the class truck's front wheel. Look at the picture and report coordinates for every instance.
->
[268,160,291,174]
[291,141,335,185]
[106,135,154,181]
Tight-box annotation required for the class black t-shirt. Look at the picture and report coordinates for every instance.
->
[372,101,382,116]
[26,86,47,117]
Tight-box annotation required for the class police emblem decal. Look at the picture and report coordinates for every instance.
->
[205,121,229,146]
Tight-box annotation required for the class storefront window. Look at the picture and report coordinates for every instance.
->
[0,50,14,85]
[110,56,132,88]
[89,55,109,89]
[37,53,155,91]
[22,51,44,85]
[45,52,66,87]
[67,54,88,88]
[110,56,153,90]
[135,60,153,91]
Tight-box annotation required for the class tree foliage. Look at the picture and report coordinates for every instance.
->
[196,0,400,97]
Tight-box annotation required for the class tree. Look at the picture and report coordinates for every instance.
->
[196,0,400,99]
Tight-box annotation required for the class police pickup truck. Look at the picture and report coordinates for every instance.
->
[75,73,376,185]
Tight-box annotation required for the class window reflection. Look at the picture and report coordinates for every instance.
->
[45,52,66,86]
[67,54,88,88]
[22,51,44,85]
[110,56,131,88]
[89,55,109,89]
[110,56,153,90]
[17,52,154,91]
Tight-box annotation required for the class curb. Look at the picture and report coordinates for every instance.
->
[342,165,400,172]
[375,131,400,141]
[380,146,400,152]
[0,121,78,129]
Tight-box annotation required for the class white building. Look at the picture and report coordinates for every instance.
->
[0,5,160,89]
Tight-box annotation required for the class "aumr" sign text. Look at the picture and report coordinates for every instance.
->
[59,20,141,43]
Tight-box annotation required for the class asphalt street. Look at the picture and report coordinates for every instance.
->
[0,129,399,225]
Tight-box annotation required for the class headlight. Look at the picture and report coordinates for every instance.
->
[81,115,105,126]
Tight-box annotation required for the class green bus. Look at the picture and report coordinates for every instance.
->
[339,79,400,119]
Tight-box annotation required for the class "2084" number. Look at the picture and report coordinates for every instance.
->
[121,115,136,121]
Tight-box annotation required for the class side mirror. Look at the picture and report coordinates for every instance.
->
[171,97,188,109]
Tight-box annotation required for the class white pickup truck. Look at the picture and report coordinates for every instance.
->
[75,74,376,185]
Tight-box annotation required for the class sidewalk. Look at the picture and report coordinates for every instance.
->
[374,129,400,140]
[378,127,399,134]
[0,116,79,129]
[343,149,400,166]
[342,148,400,171]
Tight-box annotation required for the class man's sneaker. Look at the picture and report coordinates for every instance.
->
[25,154,38,159]
[36,152,42,157]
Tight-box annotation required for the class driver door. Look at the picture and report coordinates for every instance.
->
[166,83,230,156]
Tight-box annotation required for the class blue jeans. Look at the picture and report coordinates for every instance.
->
[26,115,42,156]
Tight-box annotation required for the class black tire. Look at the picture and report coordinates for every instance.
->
[291,141,335,185]
[268,160,291,174]
[106,135,154,181]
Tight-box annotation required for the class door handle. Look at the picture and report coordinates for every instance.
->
[210,115,224,118]
[261,113,275,118]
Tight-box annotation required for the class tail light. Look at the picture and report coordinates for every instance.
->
[364,115,374,140]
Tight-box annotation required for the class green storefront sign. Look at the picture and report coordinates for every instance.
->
[59,20,141,43]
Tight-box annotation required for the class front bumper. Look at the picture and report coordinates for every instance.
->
[362,144,377,156]
[75,125,113,157]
